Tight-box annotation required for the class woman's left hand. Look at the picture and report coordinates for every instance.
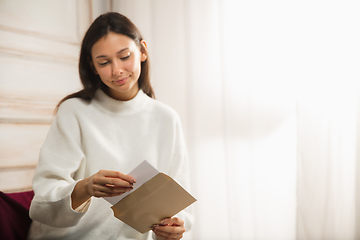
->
[152,217,185,240]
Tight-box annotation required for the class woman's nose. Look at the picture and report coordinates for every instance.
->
[112,61,123,75]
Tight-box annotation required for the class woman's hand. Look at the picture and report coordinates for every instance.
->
[71,170,135,209]
[152,217,185,240]
[84,170,135,198]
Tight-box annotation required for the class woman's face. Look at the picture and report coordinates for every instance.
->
[91,32,147,101]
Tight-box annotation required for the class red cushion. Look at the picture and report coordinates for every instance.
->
[0,191,34,240]
[6,191,34,210]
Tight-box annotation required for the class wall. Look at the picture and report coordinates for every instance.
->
[0,0,111,193]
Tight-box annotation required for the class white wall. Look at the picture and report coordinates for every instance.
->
[0,0,97,192]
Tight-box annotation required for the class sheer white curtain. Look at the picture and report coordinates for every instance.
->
[114,1,360,239]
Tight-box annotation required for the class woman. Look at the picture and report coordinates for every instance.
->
[28,12,193,240]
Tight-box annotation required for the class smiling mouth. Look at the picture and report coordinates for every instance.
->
[114,77,129,85]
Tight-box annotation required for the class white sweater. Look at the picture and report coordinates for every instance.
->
[28,89,194,240]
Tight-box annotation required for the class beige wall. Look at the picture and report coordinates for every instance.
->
[0,0,113,193]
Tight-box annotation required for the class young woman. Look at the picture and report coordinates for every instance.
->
[28,12,193,240]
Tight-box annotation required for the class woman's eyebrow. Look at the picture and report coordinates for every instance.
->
[95,48,129,59]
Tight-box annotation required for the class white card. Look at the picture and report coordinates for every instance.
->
[103,160,159,205]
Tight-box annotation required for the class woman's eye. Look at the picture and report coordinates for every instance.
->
[120,55,130,60]
[99,62,109,66]
[120,52,131,60]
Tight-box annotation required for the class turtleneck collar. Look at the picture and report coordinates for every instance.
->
[92,89,149,116]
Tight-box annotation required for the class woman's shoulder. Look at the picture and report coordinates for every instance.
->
[58,97,90,110]
[56,97,91,119]
[147,98,181,121]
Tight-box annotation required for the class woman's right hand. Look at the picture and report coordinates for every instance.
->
[84,170,136,198]
[71,170,136,209]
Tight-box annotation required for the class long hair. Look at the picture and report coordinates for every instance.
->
[55,12,154,112]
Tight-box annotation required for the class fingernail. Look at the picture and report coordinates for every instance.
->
[132,179,136,183]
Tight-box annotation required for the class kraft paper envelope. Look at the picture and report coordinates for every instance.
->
[111,172,196,234]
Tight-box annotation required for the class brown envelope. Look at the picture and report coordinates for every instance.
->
[111,172,196,234]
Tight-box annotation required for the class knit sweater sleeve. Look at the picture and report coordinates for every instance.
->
[167,113,195,234]
[29,100,87,228]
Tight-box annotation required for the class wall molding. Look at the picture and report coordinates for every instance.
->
[0,117,52,124]
[0,167,35,192]
[0,95,57,124]
[0,47,78,65]
[0,165,36,171]
[2,187,33,193]
[0,24,79,46]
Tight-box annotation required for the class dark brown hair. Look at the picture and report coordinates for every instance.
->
[55,12,154,112]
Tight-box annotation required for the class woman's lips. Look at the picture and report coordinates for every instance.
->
[114,77,128,85]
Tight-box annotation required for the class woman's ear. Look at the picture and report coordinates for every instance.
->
[140,40,148,62]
